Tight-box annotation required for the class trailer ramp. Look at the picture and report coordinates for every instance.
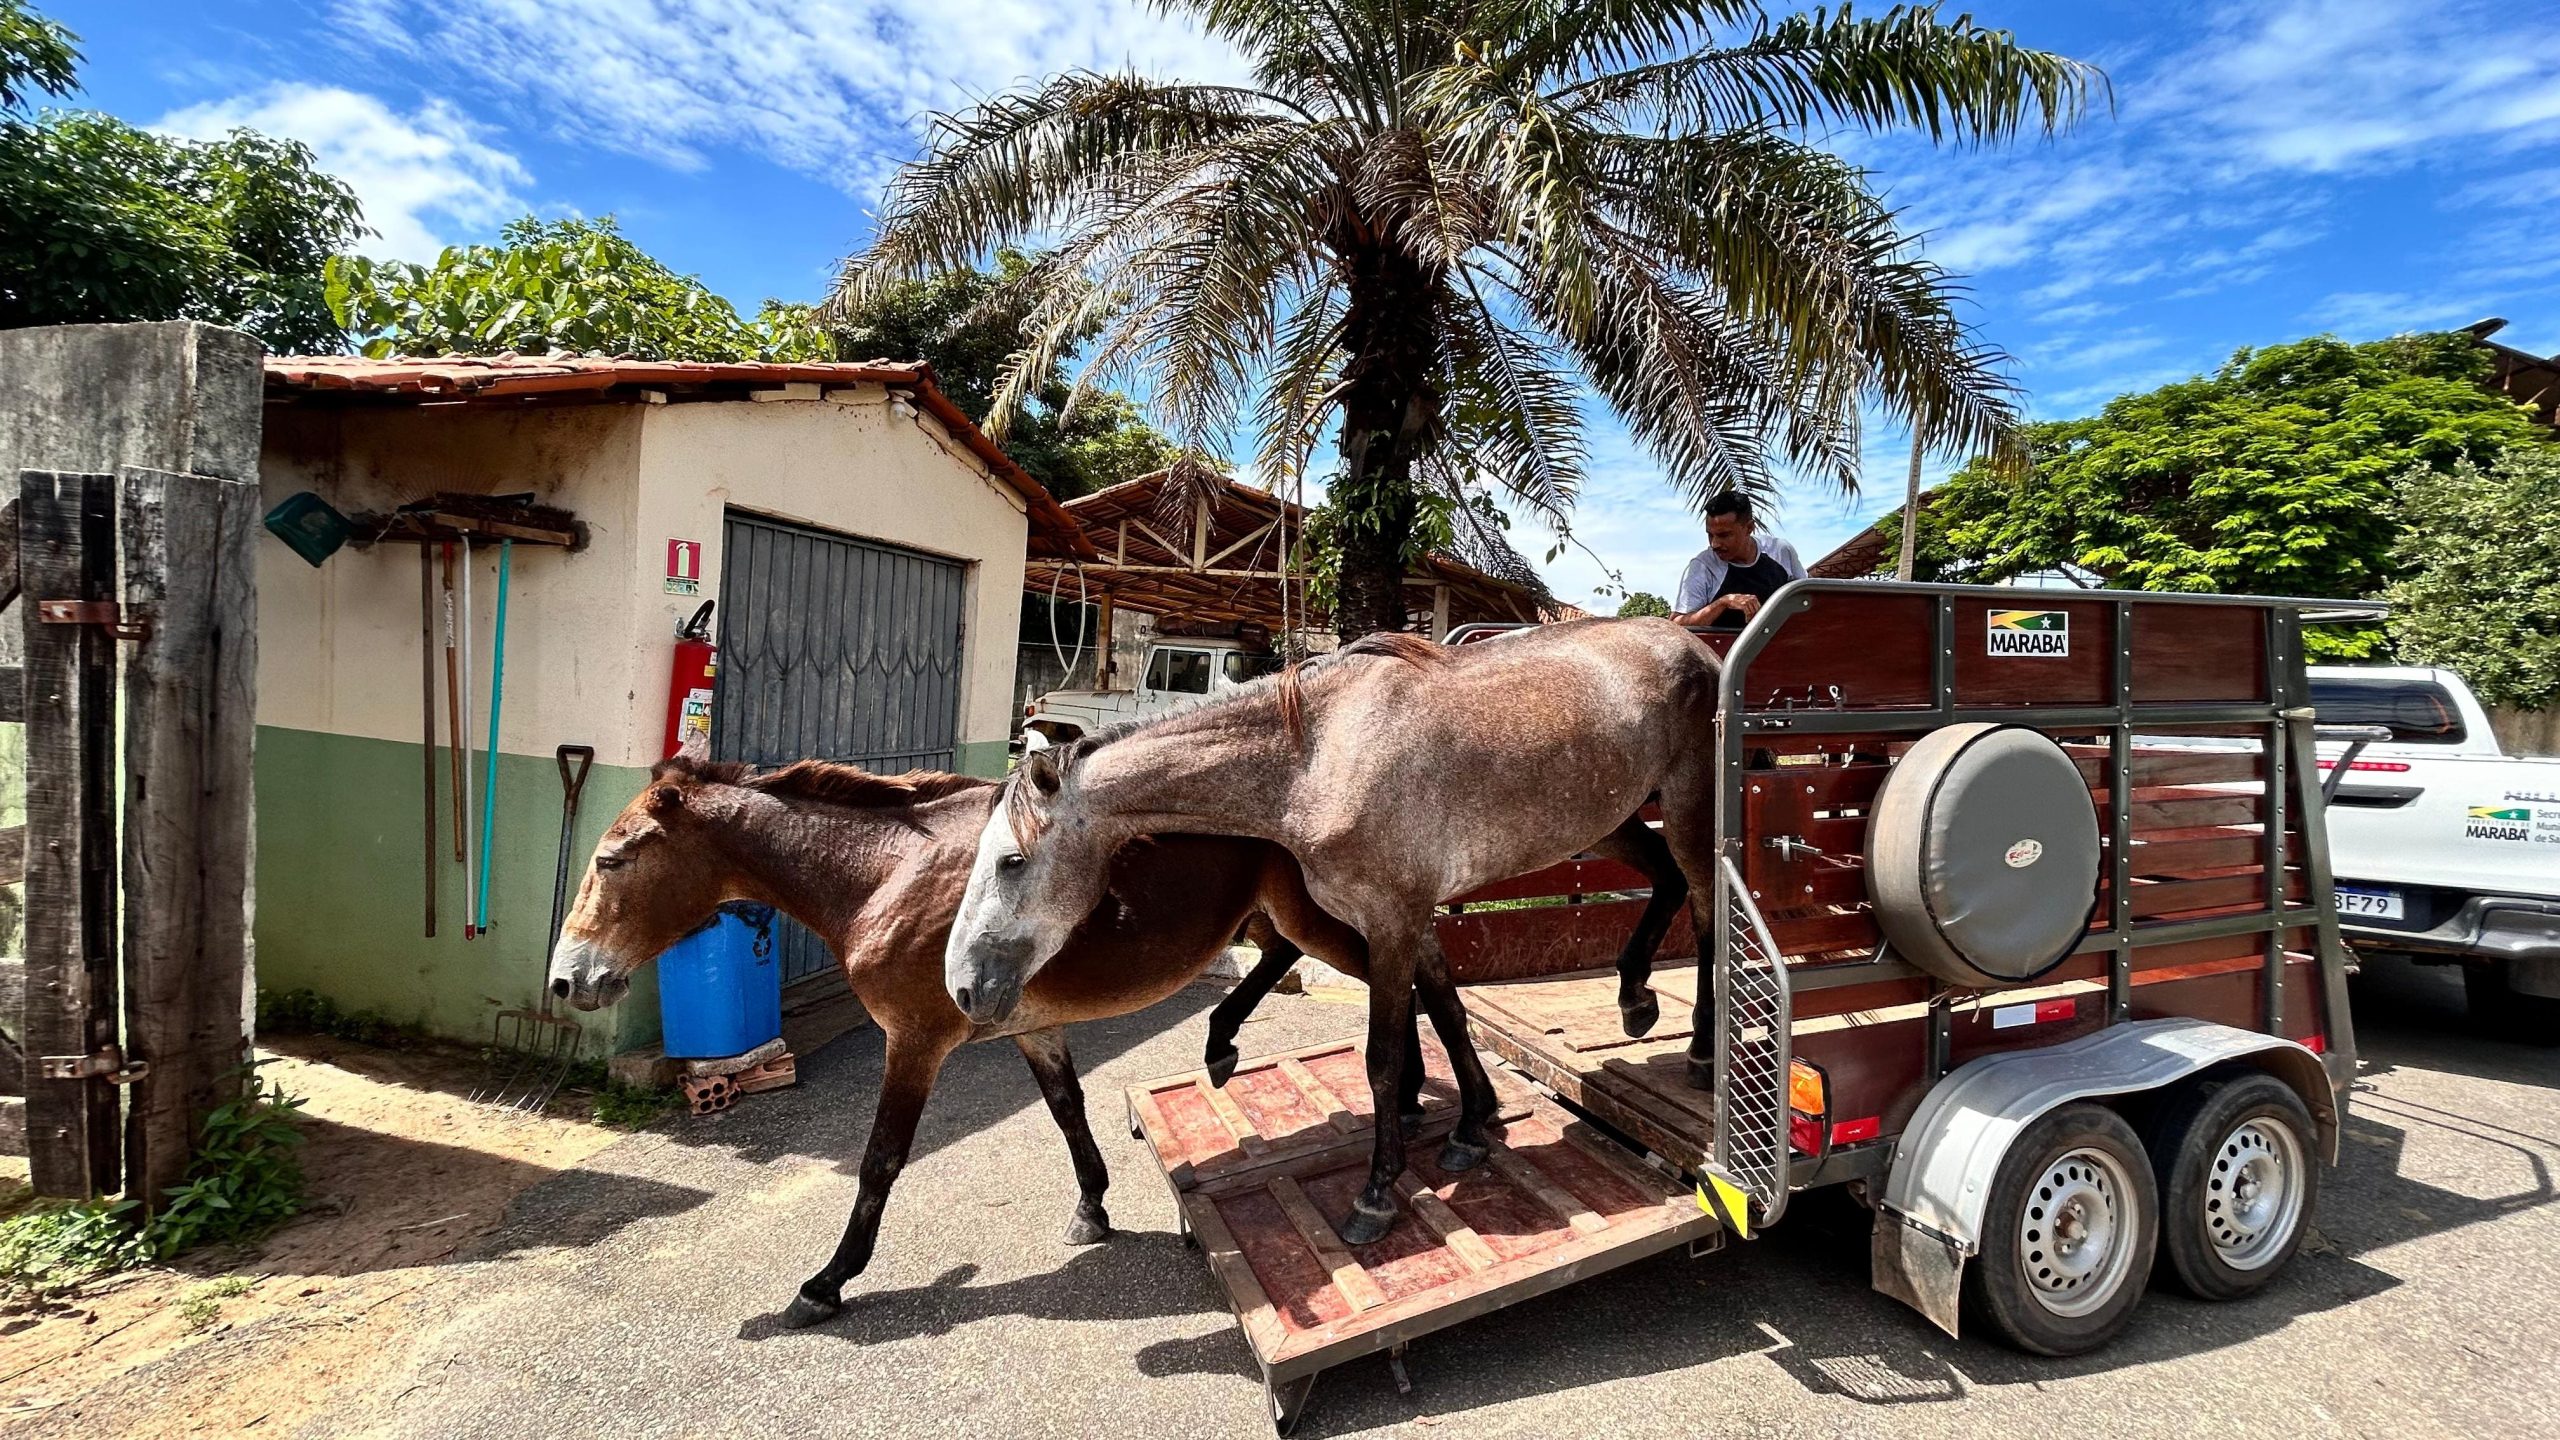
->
[1127,1036,1718,1429]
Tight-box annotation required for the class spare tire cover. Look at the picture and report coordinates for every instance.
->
[1865,723,2101,988]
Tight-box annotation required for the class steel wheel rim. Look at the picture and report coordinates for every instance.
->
[2019,1145,2139,1318]
[2206,1116,2305,1271]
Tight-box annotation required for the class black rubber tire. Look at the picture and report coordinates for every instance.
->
[1961,1102,2158,1357]
[2464,961,2560,1045]
[2148,1072,2320,1301]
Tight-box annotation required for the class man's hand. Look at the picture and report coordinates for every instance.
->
[1725,593,1762,621]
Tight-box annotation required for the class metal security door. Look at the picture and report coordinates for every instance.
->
[712,512,966,983]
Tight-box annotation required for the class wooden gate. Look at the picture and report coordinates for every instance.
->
[2,466,257,1202]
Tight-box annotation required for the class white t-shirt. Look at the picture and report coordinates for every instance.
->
[1673,533,1807,612]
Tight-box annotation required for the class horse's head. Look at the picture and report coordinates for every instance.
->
[548,761,742,1011]
[944,741,1117,1026]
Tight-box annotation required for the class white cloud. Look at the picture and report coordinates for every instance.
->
[2304,290,2496,339]
[157,84,530,259]
[327,0,1252,197]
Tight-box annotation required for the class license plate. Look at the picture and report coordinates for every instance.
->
[2335,886,2405,920]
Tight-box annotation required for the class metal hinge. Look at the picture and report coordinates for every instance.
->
[39,1045,150,1083]
[36,599,150,641]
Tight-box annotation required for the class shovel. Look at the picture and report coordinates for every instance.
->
[476,743,595,1110]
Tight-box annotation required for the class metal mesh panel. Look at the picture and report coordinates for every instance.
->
[713,512,965,984]
[1712,854,1794,1227]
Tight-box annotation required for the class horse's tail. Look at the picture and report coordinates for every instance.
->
[1275,630,1453,749]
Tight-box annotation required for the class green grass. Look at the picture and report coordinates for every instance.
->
[177,1275,254,1331]
[0,1064,308,1300]
[556,1059,681,1130]
[256,987,428,1048]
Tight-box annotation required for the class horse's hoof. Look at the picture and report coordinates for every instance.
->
[1439,1136,1490,1172]
[1205,1045,1240,1088]
[780,1293,842,1329]
[1683,1058,1713,1092]
[1398,1110,1426,1134]
[1337,1198,1399,1246]
[1062,1208,1112,1246]
[1620,993,1660,1038]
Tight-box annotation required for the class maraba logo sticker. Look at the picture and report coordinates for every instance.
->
[1987,609,2070,657]
[2466,805,2532,842]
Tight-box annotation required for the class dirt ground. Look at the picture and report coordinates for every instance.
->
[0,1036,627,1436]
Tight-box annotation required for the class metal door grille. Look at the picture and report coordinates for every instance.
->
[712,511,966,983]
[1710,854,1794,1228]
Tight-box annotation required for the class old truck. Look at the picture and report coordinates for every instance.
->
[1123,582,2367,1431]
[1021,635,1284,749]
[2310,664,2560,1039]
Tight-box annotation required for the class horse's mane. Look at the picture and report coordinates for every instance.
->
[652,753,994,809]
[1004,629,1452,847]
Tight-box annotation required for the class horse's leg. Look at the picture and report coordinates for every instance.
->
[1409,929,1498,1172]
[1015,1027,1112,1245]
[1654,778,1725,1092]
[1586,810,1688,1038]
[1339,934,1418,1246]
[1397,1000,1426,1130]
[782,1029,957,1327]
[1203,919,1304,1087]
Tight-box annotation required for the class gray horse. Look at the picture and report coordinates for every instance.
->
[944,618,1724,1244]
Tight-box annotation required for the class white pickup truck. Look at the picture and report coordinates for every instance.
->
[2314,665,2560,1040]
[1021,636,1285,750]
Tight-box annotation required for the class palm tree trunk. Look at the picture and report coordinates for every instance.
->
[1331,247,1442,638]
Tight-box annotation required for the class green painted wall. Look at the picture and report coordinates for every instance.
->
[253,725,662,1052]
[956,738,1011,778]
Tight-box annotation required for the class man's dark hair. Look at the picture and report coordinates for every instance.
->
[1705,491,1756,525]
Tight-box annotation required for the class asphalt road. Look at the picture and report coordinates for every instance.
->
[320,956,2558,1439]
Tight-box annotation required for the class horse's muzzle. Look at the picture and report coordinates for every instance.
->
[550,939,632,1012]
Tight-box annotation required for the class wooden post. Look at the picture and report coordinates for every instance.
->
[119,467,259,1206]
[1095,594,1115,689]
[20,471,121,1197]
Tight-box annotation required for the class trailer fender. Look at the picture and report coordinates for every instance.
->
[1870,1018,2336,1337]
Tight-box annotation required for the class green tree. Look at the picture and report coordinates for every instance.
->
[830,249,1175,497]
[328,216,823,362]
[1910,332,2549,652]
[2387,448,2560,709]
[0,2,365,350]
[836,1,2097,635]
[1617,591,1672,618]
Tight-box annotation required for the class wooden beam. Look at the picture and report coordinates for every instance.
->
[19,470,121,1197]
[1202,520,1278,569]
[0,665,20,723]
[119,468,259,1208]
[0,496,17,610]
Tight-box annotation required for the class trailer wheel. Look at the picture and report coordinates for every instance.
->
[2148,1073,2318,1301]
[1963,1103,2157,1356]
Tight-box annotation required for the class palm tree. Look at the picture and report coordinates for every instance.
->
[834,0,2102,636]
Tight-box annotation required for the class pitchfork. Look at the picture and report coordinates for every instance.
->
[476,744,595,1110]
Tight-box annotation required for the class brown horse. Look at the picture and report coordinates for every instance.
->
[945,617,1724,1244]
[545,755,1388,1327]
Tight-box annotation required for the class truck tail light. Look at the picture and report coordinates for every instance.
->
[1787,1059,1827,1117]
[2317,758,2411,773]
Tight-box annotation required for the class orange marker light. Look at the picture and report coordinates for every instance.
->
[1787,1059,1827,1117]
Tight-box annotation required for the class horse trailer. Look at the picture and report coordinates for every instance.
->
[1124,580,2376,1431]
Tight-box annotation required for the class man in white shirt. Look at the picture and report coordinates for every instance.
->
[1671,492,1807,630]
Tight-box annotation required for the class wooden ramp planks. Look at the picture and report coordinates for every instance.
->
[1128,1037,1717,1387]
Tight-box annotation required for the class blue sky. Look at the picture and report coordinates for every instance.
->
[46,0,2560,606]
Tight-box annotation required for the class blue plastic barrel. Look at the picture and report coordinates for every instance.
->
[655,902,783,1059]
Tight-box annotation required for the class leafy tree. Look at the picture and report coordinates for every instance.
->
[0,3,365,350]
[328,216,824,362]
[1617,591,1672,618]
[1906,332,2548,653]
[2387,447,2560,709]
[837,0,2097,634]
[829,249,1175,497]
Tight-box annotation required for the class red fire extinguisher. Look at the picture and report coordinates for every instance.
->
[663,601,717,758]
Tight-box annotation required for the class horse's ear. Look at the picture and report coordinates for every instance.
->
[1022,750,1062,797]
[644,783,687,814]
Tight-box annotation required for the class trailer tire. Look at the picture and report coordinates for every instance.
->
[2147,1072,2318,1301]
[1962,1103,2157,1356]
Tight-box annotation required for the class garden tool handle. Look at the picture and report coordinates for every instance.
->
[557,744,595,803]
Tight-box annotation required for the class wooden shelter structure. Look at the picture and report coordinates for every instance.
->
[1023,471,1553,668]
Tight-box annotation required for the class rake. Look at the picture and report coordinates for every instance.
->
[476,744,595,1110]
